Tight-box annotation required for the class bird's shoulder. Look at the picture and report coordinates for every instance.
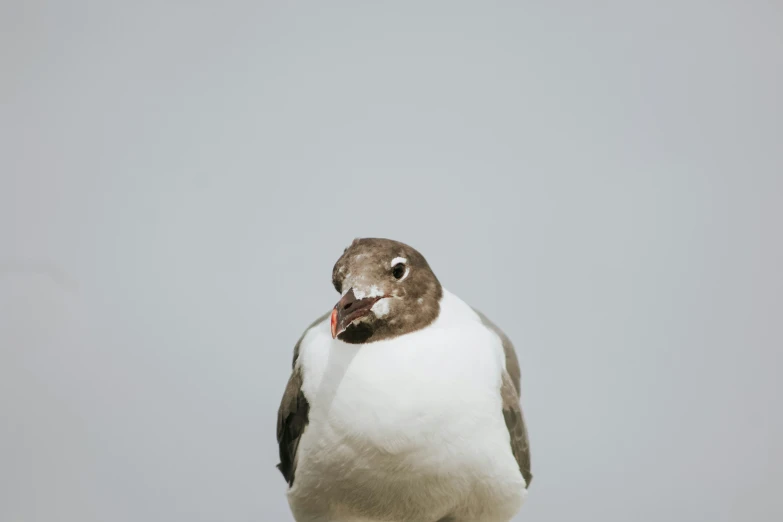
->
[470,307,521,396]
[291,311,331,368]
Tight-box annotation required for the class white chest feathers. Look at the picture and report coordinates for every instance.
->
[288,289,527,522]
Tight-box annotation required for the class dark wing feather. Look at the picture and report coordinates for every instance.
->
[276,366,309,486]
[501,370,533,487]
[474,309,533,488]
[276,312,328,486]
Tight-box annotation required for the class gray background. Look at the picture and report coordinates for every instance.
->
[1,1,781,521]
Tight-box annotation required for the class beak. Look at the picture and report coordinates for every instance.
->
[330,288,383,339]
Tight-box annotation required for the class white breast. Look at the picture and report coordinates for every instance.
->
[288,289,526,522]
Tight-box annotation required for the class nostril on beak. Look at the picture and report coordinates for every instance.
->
[343,302,353,310]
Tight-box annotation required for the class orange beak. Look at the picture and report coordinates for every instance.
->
[330,308,338,339]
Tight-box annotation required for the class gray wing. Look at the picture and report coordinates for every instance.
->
[276,366,308,486]
[501,370,533,487]
[276,312,329,486]
[474,309,533,488]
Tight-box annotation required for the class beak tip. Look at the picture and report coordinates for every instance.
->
[330,308,338,339]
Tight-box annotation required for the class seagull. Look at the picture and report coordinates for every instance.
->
[277,238,532,522]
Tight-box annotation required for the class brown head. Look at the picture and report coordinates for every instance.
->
[330,238,443,344]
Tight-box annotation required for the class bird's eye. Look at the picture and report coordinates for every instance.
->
[392,263,406,280]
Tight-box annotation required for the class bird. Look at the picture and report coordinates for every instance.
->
[276,238,532,522]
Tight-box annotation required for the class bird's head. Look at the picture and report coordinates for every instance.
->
[330,238,442,344]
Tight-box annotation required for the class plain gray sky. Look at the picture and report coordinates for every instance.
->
[2,1,782,521]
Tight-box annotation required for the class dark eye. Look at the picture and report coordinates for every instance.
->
[392,263,406,280]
